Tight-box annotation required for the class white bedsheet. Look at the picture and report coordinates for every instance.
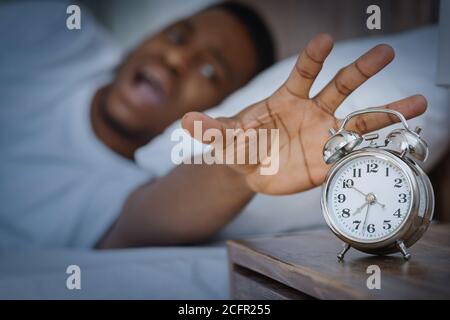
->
[0,247,228,299]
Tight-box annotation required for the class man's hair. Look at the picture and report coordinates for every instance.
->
[209,2,276,73]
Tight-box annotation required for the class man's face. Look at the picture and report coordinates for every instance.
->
[101,8,258,140]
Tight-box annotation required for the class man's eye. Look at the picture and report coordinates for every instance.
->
[200,64,218,82]
[167,28,186,46]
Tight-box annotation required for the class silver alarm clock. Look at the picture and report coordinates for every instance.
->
[321,107,434,261]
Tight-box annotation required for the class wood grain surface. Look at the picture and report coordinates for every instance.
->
[228,223,450,299]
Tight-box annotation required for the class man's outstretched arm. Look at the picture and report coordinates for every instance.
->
[97,34,427,248]
[97,163,254,248]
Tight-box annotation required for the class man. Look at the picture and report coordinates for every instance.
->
[0,1,274,248]
[0,2,426,249]
[97,33,427,248]
[92,2,276,159]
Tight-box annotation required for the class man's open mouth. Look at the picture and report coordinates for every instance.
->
[126,63,172,109]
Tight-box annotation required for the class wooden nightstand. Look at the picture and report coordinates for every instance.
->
[227,223,450,299]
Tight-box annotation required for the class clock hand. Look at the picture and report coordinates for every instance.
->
[361,204,371,236]
[352,201,368,216]
[375,199,386,209]
[351,186,368,198]
[364,192,385,209]
[367,192,386,209]
[351,186,384,211]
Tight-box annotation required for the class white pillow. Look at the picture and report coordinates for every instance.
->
[136,25,450,239]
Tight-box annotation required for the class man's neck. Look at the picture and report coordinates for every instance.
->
[90,88,143,160]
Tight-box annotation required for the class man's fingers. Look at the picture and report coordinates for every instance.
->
[283,33,333,98]
[346,95,427,134]
[314,44,395,113]
[181,111,267,168]
[182,112,234,144]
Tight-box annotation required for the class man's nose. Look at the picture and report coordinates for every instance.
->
[165,47,196,75]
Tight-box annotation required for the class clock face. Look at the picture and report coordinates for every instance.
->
[325,155,413,243]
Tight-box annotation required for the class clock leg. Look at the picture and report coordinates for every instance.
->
[337,243,351,261]
[396,240,411,260]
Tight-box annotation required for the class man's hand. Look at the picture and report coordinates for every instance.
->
[98,34,428,248]
[182,34,427,195]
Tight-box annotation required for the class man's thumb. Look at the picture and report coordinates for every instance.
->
[181,112,232,144]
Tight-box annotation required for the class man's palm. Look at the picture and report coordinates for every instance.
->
[182,34,427,195]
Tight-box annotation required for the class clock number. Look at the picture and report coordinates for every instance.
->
[342,179,354,188]
[394,208,402,218]
[366,163,378,173]
[337,194,346,203]
[353,168,362,178]
[353,220,361,230]
[394,178,403,188]
[398,193,407,203]
[385,167,389,176]
[342,208,350,218]
[367,224,375,233]
[383,220,392,230]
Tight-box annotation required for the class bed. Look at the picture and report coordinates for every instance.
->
[1,26,449,299]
